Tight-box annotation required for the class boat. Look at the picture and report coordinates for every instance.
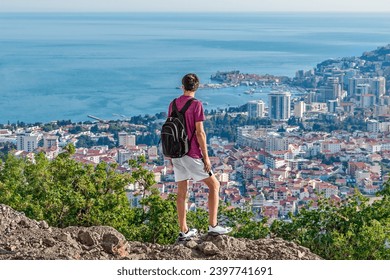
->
[244,88,256,94]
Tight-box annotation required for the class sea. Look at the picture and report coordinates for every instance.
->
[1,13,390,123]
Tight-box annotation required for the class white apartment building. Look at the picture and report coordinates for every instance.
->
[43,134,59,149]
[247,100,265,118]
[265,132,289,152]
[17,132,39,152]
[294,101,306,118]
[367,120,380,133]
[118,131,136,147]
[147,146,158,160]
[321,141,341,154]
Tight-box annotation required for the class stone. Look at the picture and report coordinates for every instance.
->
[199,242,220,256]
[185,240,198,249]
[298,250,306,258]
[18,220,29,228]
[39,221,49,229]
[43,238,56,247]
[0,248,14,255]
[101,233,129,258]
[57,233,72,243]
[77,230,96,246]
[102,233,120,246]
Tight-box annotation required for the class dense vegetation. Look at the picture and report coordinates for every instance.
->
[0,146,268,244]
[0,146,389,259]
[271,187,390,259]
[0,142,16,161]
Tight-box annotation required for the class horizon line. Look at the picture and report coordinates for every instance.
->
[2,11,390,14]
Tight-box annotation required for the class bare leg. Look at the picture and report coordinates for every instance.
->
[202,175,220,227]
[177,180,188,232]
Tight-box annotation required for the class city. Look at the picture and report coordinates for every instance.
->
[1,45,390,225]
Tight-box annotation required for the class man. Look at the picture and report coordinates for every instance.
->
[168,73,232,241]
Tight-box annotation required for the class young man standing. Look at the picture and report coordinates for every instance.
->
[168,73,232,241]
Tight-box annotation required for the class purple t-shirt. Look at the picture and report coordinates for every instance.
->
[168,95,205,159]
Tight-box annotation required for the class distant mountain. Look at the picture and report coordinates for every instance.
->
[361,44,390,62]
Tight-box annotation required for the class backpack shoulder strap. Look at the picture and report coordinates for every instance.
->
[171,98,178,115]
[180,98,196,114]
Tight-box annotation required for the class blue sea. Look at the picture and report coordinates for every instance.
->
[1,13,390,123]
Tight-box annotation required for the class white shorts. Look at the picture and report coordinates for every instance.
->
[172,155,213,182]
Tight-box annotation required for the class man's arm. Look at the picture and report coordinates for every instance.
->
[195,121,211,173]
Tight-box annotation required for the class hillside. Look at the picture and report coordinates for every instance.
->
[0,204,321,260]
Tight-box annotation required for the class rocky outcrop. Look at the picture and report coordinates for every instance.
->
[0,204,321,260]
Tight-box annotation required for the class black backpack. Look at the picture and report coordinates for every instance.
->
[161,98,195,158]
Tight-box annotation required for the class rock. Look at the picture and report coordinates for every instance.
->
[127,253,146,260]
[101,233,119,254]
[102,233,120,248]
[199,242,220,256]
[77,230,96,246]
[298,250,306,258]
[18,220,29,228]
[185,240,198,249]
[39,221,49,229]
[210,235,247,251]
[0,204,322,260]
[43,238,56,247]
[6,245,17,252]
[0,248,15,255]
[57,233,72,243]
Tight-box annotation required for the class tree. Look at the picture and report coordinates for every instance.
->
[91,125,99,134]
[136,190,178,244]
[270,187,390,259]
[0,142,17,161]
[97,136,115,148]
[219,204,269,239]
[0,146,136,234]
[76,135,95,148]
[68,125,84,134]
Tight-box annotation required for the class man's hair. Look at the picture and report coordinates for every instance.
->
[182,73,200,92]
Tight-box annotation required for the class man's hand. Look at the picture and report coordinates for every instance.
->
[203,156,212,173]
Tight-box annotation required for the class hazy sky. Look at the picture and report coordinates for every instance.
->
[1,0,390,13]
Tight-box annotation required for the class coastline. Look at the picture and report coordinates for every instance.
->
[1,13,390,123]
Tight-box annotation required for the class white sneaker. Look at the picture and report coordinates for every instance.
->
[178,228,198,241]
[208,223,232,236]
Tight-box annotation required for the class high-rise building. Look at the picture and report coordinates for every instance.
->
[348,77,369,96]
[370,77,386,99]
[306,91,320,103]
[247,100,265,118]
[17,132,39,152]
[268,91,291,121]
[348,76,386,100]
[360,94,376,108]
[118,131,136,147]
[319,77,342,102]
[293,101,306,118]
[327,100,338,113]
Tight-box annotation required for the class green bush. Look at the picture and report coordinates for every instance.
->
[270,186,390,259]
